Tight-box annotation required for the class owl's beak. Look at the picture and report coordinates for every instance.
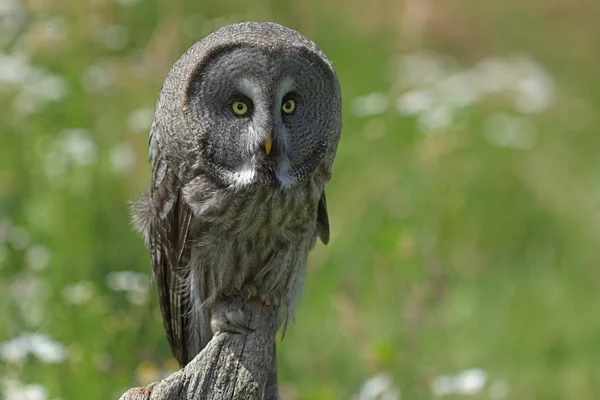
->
[264,136,273,155]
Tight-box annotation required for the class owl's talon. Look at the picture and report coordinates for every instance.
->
[240,283,279,307]
[259,292,269,306]
[211,307,251,335]
[260,293,280,307]
[241,283,258,300]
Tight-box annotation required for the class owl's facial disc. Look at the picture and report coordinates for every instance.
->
[191,45,339,189]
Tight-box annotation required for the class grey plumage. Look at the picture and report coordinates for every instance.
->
[131,20,342,383]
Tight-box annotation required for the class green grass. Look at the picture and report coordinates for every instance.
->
[1,1,600,399]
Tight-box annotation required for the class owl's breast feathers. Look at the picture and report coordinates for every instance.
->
[183,165,328,242]
[133,160,330,364]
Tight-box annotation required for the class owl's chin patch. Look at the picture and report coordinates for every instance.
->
[255,156,302,189]
[223,163,256,188]
[252,174,279,188]
[223,157,299,190]
[223,165,277,189]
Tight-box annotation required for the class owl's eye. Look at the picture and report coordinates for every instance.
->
[282,99,296,114]
[231,101,249,116]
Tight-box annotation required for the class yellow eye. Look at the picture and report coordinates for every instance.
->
[282,99,296,114]
[232,101,249,116]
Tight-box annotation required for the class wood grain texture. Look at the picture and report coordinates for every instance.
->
[119,297,277,400]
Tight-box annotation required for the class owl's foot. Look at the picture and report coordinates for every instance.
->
[241,283,258,300]
[210,305,252,335]
[241,283,280,308]
[210,284,278,335]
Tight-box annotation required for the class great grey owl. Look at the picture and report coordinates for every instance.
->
[132,21,342,392]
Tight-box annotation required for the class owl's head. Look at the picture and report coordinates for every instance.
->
[152,21,342,189]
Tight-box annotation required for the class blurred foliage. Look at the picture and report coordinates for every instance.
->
[1,0,600,399]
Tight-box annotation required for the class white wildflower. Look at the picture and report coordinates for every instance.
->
[107,271,150,306]
[1,379,48,400]
[512,57,555,114]
[127,107,154,133]
[0,0,27,36]
[106,270,149,293]
[358,372,401,400]
[352,92,389,118]
[62,281,94,305]
[27,332,68,363]
[0,52,68,114]
[397,51,450,88]
[395,89,434,116]
[418,104,453,133]
[0,332,67,364]
[9,273,48,327]
[25,244,51,271]
[0,52,33,85]
[431,368,488,397]
[0,335,29,362]
[434,72,480,109]
[454,368,487,395]
[61,128,98,165]
[109,142,136,174]
[469,57,514,95]
[81,60,116,92]
[8,225,29,249]
[483,113,537,150]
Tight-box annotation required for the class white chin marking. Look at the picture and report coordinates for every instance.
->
[226,163,255,188]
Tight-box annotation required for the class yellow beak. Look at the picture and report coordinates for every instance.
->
[264,137,272,155]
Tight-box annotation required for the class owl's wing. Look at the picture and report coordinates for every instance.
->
[148,154,193,367]
[316,191,330,245]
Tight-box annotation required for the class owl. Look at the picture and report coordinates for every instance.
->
[131,21,342,391]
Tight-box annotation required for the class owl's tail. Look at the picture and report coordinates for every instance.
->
[263,342,280,400]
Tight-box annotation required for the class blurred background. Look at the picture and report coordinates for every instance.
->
[1,0,599,399]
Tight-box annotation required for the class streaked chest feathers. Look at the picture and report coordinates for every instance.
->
[182,171,324,310]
